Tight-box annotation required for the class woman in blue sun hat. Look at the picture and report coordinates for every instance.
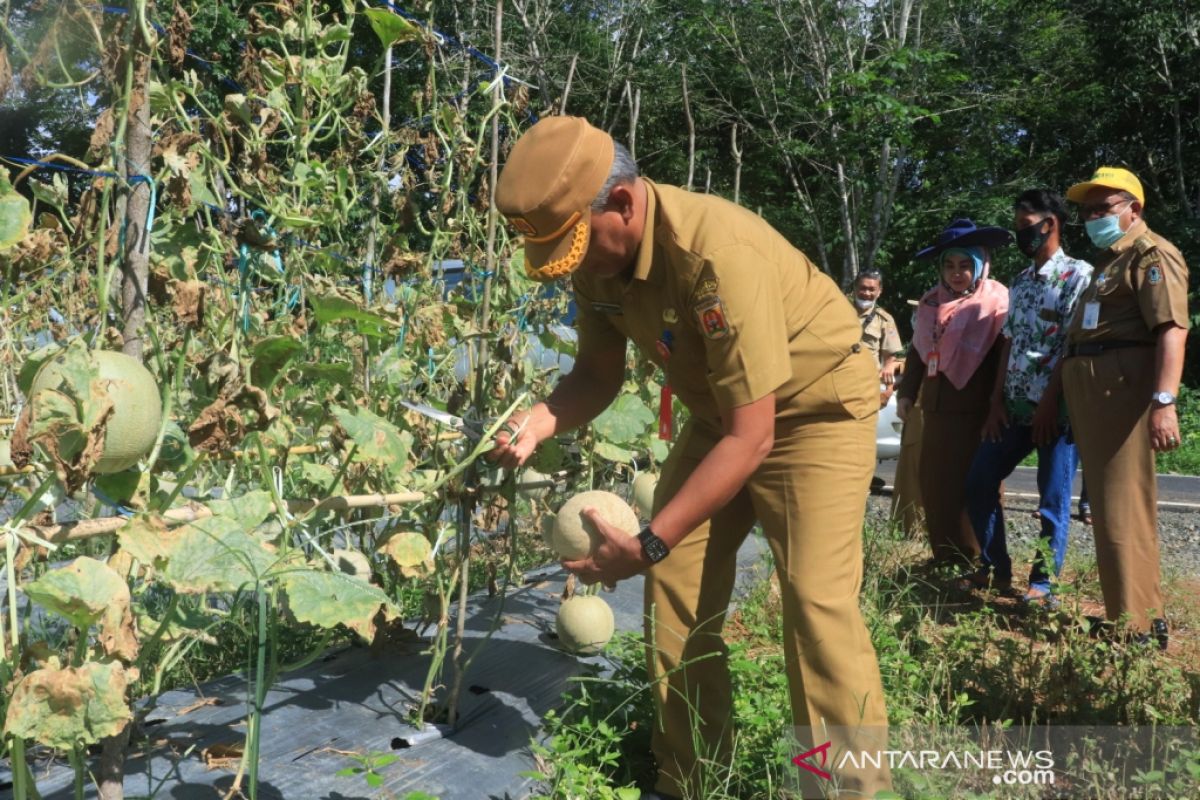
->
[896,218,1012,574]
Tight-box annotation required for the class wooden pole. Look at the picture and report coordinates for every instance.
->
[0,491,426,551]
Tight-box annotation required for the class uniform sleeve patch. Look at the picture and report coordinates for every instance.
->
[692,278,720,302]
[1147,265,1163,284]
[694,296,730,339]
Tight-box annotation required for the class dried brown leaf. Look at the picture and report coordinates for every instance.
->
[166,5,193,71]
[87,108,116,161]
[170,279,206,327]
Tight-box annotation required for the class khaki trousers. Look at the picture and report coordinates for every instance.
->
[645,352,891,798]
[1063,348,1163,633]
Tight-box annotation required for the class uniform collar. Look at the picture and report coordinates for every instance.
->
[1033,247,1067,279]
[629,178,662,285]
[1109,219,1148,254]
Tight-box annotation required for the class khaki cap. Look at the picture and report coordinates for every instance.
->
[495,116,614,281]
[1066,166,1145,206]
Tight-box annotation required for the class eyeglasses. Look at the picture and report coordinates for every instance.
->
[1078,199,1130,220]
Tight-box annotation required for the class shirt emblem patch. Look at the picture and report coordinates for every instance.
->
[1147,265,1163,284]
[693,278,719,301]
[694,296,730,339]
[663,308,679,324]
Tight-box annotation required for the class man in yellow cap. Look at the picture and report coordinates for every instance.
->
[489,116,890,798]
[1062,167,1189,649]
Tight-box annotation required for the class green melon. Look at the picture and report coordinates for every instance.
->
[550,490,639,560]
[518,467,553,500]
[631,472,658,519]
[30,349,162,474]
[555,594,615,655]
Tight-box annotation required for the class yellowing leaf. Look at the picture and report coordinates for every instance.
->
[378,531,432,578]
[117,515,178,568]
[5,661,131,749]
[25,557,127,630]
[160,515,276,594]
[0,172,32,251]
[333,406,412,479]
[280,568,398,640]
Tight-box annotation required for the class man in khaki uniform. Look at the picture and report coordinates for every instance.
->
[489,117,890,798]
[1063,167,1189,648]
[849,269,903,405]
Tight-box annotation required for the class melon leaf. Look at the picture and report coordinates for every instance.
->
[4,661,131,749]
[0,172,32,251]
[279,568,398,640]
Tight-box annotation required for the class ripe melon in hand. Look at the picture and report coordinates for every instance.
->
[555,594,615,655]
[550,490,639,560]
[631,472,658,518]
[30,349,162,474]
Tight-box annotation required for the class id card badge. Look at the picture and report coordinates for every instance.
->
[926,352,940,377]
[1081,302,1100,330]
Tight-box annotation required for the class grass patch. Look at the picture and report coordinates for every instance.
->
[526,520,1200,798]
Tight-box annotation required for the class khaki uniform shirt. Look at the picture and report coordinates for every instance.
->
[572,179,864,425]
[1068,220,1190,344]
[853,302,902,367]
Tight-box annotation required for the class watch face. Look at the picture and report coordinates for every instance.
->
[639,530,669,562]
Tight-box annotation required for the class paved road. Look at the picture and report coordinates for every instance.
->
[873,461,1200,509]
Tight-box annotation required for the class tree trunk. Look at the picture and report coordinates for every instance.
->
[559,52,578,114]
[682,64,695,191]
[731,124,742,204]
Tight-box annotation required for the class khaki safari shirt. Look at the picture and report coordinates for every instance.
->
[853,302,902,367]
[1068,220,1190,345]
[571,179,867,425]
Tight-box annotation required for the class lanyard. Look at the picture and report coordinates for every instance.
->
[656,330,674,441]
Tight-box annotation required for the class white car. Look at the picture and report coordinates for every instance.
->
[876,391,903,461]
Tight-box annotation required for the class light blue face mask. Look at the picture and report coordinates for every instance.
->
[1085,203,1130,249]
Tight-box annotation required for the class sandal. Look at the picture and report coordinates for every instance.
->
[1077,507,1093,525]
[953,569,1011,593]
[1021,587,1060,609]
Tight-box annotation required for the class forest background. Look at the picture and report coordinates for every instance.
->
[3,0,1198,375]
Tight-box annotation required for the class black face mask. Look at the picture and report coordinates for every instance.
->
[1016,218,1051,258]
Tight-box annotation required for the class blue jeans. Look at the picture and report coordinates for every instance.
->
[965,422,1078,592]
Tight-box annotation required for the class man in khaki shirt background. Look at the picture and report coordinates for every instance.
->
[850,268,903,405]
[1062,166,1190,649]
[489,116,890,799]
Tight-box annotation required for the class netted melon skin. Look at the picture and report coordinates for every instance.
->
[30,349,162,474]
[550,490,639,559]
[555,595,615,655]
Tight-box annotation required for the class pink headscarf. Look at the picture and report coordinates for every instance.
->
[913,249,1009,390]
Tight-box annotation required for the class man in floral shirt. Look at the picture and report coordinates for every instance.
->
[961,190,1093,604]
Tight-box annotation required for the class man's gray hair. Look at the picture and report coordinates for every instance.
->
[591,141,639,210]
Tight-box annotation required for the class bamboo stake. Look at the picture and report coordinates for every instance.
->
[0,491,425,550]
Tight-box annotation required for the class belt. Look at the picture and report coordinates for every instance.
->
[1066,340,1153,358]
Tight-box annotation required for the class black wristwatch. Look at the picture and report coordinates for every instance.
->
[638,526,671,564]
